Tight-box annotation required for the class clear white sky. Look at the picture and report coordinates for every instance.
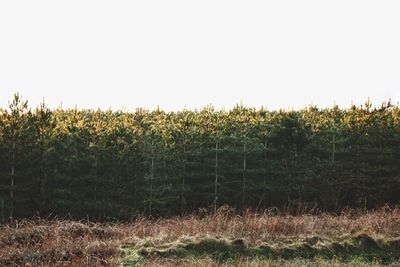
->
[0,1,399,111]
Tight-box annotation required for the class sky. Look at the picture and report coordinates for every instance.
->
[0,0,399,111]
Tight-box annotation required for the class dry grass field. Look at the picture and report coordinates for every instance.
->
[1,206,400,266]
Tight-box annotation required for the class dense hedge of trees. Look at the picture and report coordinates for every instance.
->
[0,94,399,220]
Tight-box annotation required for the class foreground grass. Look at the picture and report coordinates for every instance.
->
[124,234,400,266]
[143,257,400,267]
[1,206,400,266]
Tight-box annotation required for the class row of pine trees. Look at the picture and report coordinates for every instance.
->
[0,94,399,221]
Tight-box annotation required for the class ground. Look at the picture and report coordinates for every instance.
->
[1,206,399,266]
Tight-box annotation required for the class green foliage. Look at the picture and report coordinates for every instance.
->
[0,94,399,220]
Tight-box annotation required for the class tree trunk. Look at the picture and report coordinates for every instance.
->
[40,144,47,209]
[149,146,154,216]
[10,138,15,220]
[181,145,186,215]
[214,138,219,212]
[332,133,336,165]
[284,158,291,204]
[257,134,268,210]
[262,135,268,208]
[94,152,98,203]
[241,140,247,210]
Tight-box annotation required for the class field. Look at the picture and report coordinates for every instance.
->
[1,206,400,266]
[1,96,400,266]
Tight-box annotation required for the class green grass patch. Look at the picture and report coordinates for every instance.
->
[121,234,400,266]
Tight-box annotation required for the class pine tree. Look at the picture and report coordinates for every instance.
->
[3,93,29,219]
[33,100,55,213]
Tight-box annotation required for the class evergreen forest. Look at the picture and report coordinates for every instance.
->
[0,94,399,221]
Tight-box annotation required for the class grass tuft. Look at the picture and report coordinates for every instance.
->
[0,207,399,266]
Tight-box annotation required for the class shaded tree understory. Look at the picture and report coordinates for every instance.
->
[0,94,399,220]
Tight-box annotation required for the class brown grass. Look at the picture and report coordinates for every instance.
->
[0,206,399,266]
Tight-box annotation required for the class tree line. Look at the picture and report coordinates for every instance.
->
[0,94,399,220]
